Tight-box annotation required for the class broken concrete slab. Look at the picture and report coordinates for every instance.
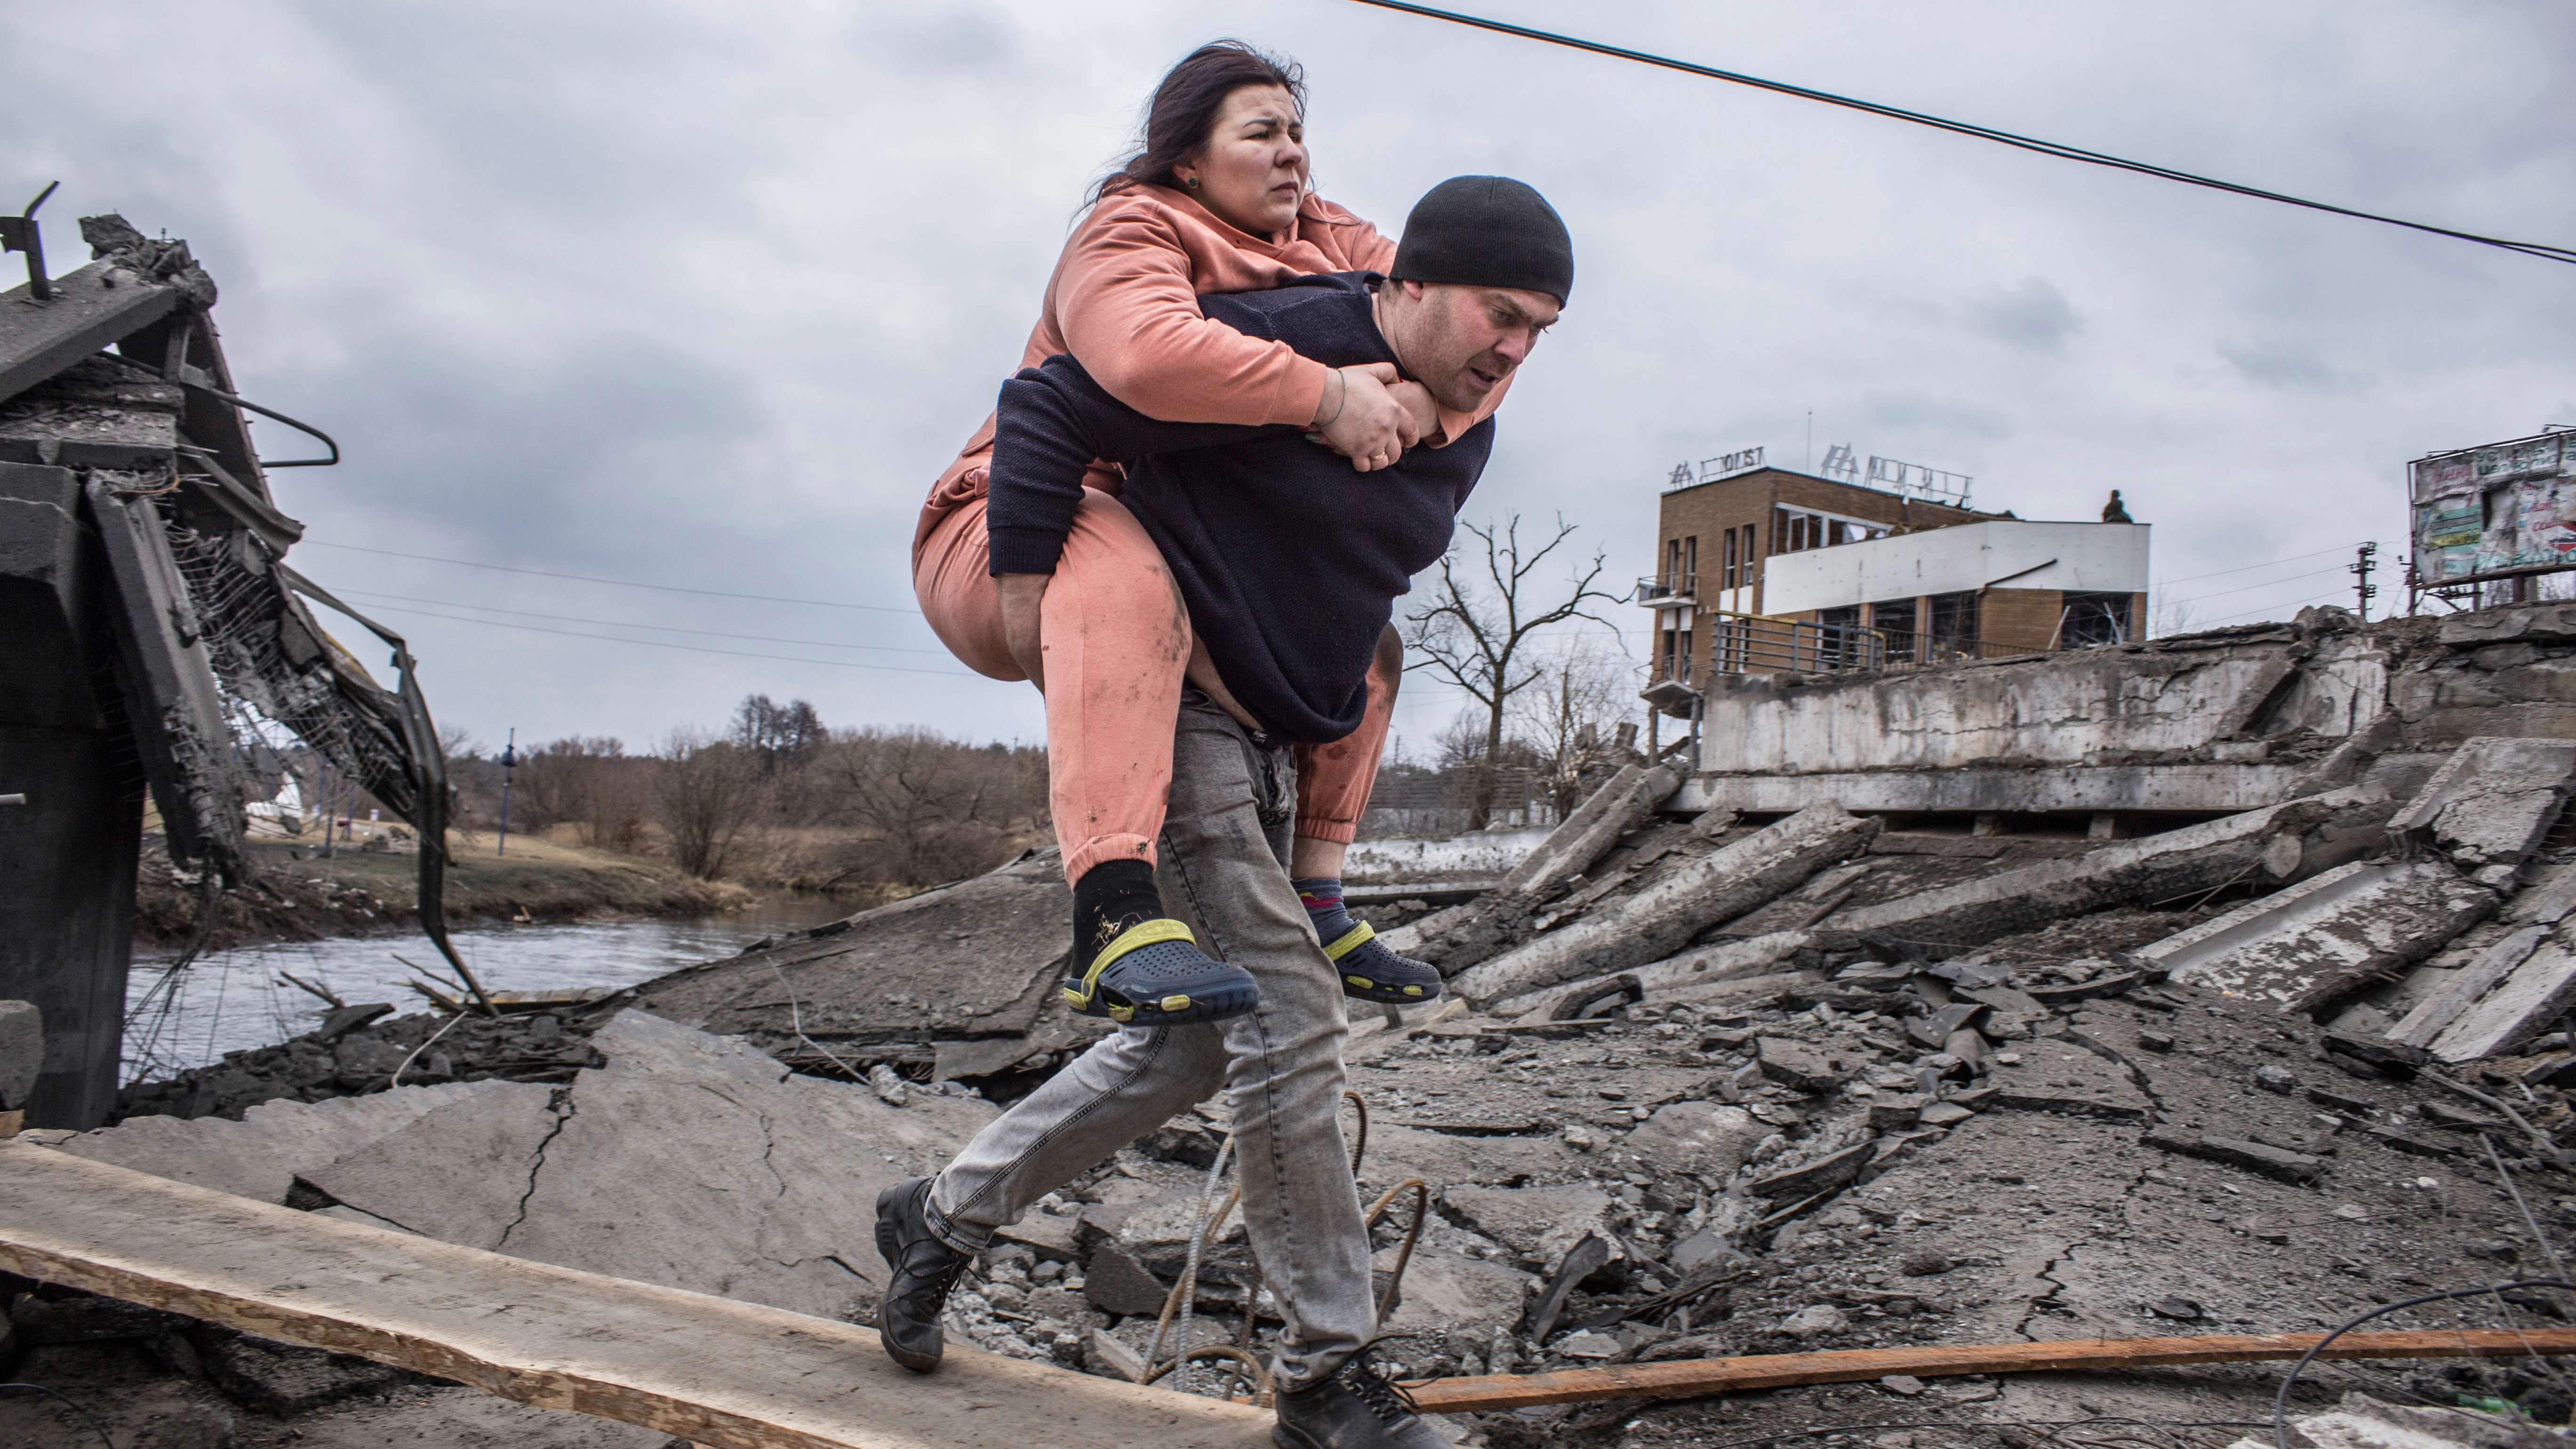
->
[2439,602,2576,648]
[1495,762,1684,900]
[86,1011,1001,1324]
[1442,1184,1616,1268]
[1823,786,2394,957]
[296,1082,562,1247]
[54,1079,516,1204]
[1452,806,1879,1007]
[1486,932,1814,1020]
[1623,1102,1769,1178]
[1357,1121,1580,1191]
[1982,1041,2152,1120]
[2390,926,2552,1049]
[2387,736,2576,873]
[2137,858,2496,1013]
[1750,1142,1875,1199]
[2507,860,2576,926]
[1375,1244,1535,1338]
[478,1012,995,1318]
[628,848,1093,1076]
[1755,1037,1860,1095]
[2141,1129,2326,1184]
[2431,923,2576,1062]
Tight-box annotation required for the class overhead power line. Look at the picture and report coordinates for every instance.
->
[330,588,952,654]
[2164,564,2352,608]
[334,601,977,676]
[299,541,920,613]
[1345,0,2576,266]
[2155,542,2370,588]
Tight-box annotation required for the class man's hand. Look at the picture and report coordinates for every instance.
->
[1309,362,1420,472]
[998,572,1048,690]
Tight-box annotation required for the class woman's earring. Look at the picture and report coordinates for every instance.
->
[1184,175,1199,189]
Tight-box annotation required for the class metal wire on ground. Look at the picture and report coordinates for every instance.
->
[1140,1089,1428,1400]
[1365,1179,1432,1326]
[0,1384,116,1449]
[1172,1133,1237,1396]
[765,960,868,1081]
[2273,1281,2576,1449]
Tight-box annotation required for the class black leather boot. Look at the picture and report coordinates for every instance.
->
[874,1176,971,1373]
[1272,1345,1447,1449]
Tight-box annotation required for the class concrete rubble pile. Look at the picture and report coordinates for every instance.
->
[22,608,2576,1446]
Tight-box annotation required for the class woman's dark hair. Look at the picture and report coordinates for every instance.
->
[1094,41,1305,203]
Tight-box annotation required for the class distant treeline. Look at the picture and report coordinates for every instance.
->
[448,695,1047,889]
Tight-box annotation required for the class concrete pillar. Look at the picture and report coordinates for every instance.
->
[0,463,143,1129]
[0,727,139,1127]
[2088,813,2121,840]
[1972,813,2004,838]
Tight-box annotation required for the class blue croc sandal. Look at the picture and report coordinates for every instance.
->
[1062,919,1259,1025]
[1323,921,1443,1005]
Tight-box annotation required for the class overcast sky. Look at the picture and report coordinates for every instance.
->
[12,1,2575,754]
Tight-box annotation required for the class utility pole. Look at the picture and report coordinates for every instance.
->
[496,729,518,858]
[2350,542,2379,621]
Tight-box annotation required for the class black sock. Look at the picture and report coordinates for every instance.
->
[1072,859,1165,973]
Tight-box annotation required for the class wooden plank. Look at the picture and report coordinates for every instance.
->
[0,261,183,402]
[0,1143,1269,1449]
[1403,1328,2576,1412]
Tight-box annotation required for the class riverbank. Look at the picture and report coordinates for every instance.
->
[135,832,758,950]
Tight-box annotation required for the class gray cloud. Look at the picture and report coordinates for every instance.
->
[1961,276,2082,353]
[5,0,2572,751]
[2217,338,2362,392]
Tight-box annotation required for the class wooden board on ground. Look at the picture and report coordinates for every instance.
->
[0,1143,1269,1449]
[1403,1327,2576,1412]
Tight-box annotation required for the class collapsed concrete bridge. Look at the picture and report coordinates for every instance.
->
[0,208,480,1128]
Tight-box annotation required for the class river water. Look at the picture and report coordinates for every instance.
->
[123,895,859,1080]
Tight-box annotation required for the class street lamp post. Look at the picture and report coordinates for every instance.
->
[497,729,518,858]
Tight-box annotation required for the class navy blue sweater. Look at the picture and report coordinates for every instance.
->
[986,272,1493,744]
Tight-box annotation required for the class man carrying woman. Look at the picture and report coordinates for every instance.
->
[891,40,1573,1449]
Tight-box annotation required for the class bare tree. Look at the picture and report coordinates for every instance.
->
[1511,633,1642,820]
[2150,586,2196,640]
[515,737,653,851]
[819,726,1046,886]
[1404,515,1625,829]
[654,728,767,879]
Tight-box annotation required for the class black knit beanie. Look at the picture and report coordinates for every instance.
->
[1390,176,1573,306]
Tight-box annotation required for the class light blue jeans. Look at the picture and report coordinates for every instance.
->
[926,694,1374,1388]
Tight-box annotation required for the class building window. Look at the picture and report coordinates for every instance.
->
[1929,591,1980,660]
[1870,597,1917,663]
[1721,529,1739,591]
[2059,592,2133,648]
[1682,536,1699,596]
[1665,537,1683,589]
[1814,605,1862,669]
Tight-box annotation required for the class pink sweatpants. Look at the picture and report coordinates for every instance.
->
[915,486,1398,885]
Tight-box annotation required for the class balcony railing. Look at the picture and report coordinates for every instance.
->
[1653,610,1887,683]
[1634,574,1697,604]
